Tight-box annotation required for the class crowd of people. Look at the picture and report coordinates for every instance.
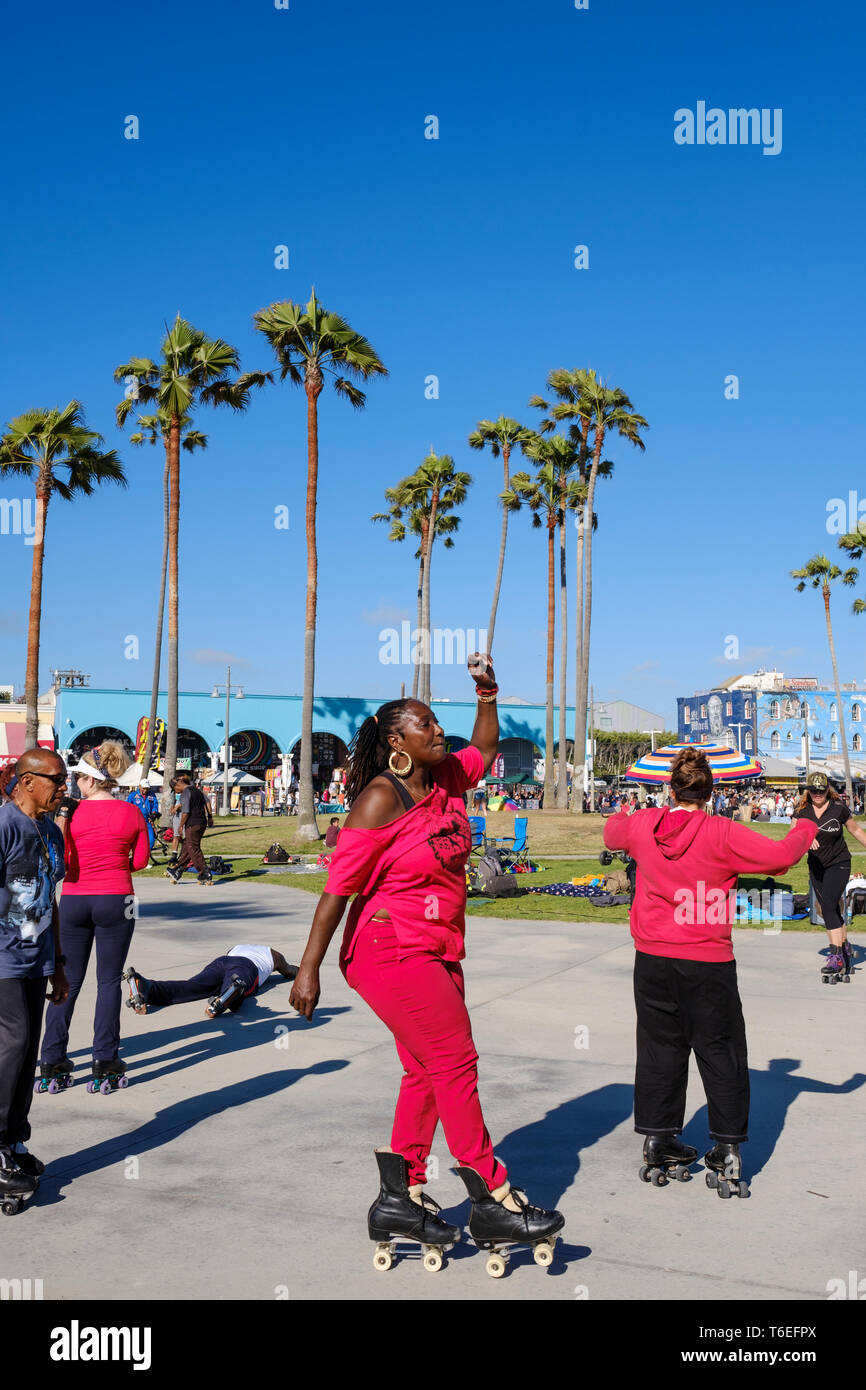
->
[0,679,862,1265]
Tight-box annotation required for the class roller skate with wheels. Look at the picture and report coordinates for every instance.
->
[205,974,245,1018]
[164,866,182,885]
[703,1142,750,1199]
[122,965,151,1014]
[0,1147,38,1216]
[368,1148,460,1273]
[842,938,855,978]
[86,1057,129,1095]
[638,1134,698,1187]
[821,947,850,985]
[197,871,214,887]
[33,1057,74,1096]
[453,1164,564,1278]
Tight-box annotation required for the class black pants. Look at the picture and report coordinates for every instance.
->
[42,895,135,1064]
[634,951,749,1143]
[146,955,258,1010]
[810,860,849,933]
[0,976,47,1148]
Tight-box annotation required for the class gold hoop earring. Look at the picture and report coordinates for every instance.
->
[389,750,413,778]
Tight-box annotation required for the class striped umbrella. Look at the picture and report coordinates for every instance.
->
[625,742,762,784]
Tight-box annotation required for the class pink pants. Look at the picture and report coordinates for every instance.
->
[343,920,506,1190]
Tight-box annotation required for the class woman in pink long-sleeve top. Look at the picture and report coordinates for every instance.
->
[39,742,150,1090]
[604,746,813,1196]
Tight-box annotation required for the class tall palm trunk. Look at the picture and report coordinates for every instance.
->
[297,364,323,840]
[570,419,590,810]
[24,485,49,749]
[543,519,556,810]
[421,489,440,706]
[161,416,181,817]
[556,490,568,808]
[487,443,511,650]
[143,449,170,776]
[574,424,606,812]
[824,583,853,802]
[412,544,425,701]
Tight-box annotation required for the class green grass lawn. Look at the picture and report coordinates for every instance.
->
[136,831,837,931]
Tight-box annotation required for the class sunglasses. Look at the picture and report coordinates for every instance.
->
[24,772,68,787]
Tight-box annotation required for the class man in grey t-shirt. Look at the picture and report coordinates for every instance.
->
[166,774,214,886]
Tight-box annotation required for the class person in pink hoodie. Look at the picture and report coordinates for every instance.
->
[604,746,814,1197]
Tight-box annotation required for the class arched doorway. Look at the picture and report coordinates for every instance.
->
[176,728,211,772]
[444,734,469,754]
[69,726,134,762]
[229,729,282,776]
[290,732,349,794]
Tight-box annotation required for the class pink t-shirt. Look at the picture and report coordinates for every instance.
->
[327,746,484,965]
[63,800,151,895]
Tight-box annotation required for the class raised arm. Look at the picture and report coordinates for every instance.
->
[726,817,814,874]
[467,652,499,772]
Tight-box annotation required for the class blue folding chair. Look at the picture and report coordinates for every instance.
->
[487,815,529,868]
[467,816,487,857]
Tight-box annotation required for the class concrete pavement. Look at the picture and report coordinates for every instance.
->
[3,878,864,1301]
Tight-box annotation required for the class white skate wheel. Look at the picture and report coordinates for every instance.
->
[533,1243,554,1267]
[486,1253,507,1278]
[423,1249,443,1273]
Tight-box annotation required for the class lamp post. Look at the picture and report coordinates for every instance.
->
[211,666,245,816]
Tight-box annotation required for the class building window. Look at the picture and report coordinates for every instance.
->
[700,704,707,719]
[744,700,752,718]
[725,700,732,717]
[771,731,780,750]
[854,734,862,752]
[786,731,792,740]
[830,703,838,721]
[684,705,691,723]
[853,703,862,722]
[770,700,780,718]
[800,701,809,718]
[744,733,752,750]
[831,733,838,751]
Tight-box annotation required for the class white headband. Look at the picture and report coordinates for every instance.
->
[66,760,106,781]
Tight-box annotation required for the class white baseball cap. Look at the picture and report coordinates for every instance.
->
[66,760,106,780]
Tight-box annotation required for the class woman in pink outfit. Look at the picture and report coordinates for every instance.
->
[604,746,814,1196]
[39,742,150,1089]
[290,656,565,1267]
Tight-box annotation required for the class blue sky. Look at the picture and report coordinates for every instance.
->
[1,0,864,726]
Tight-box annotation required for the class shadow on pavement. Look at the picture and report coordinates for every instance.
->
[682,1058,866,1182]
[38,1059,350,1202]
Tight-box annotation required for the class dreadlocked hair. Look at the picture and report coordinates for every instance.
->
[345,700,412,805]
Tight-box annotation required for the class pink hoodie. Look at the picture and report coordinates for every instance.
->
[603,806,814,962]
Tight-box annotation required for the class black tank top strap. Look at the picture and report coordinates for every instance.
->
[381,770,416,812]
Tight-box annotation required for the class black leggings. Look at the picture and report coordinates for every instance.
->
[810,861,849,933]
[41,895,135,1064]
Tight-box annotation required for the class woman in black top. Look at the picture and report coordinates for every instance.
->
[793,771,866,980]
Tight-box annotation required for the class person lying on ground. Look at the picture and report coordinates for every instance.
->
[123,945,298,1019]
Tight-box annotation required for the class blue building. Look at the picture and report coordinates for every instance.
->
[678,687,757,754]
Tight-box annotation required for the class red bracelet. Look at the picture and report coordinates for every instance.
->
[475,684,499,695]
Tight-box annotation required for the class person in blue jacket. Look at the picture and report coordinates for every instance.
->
[126,778,159,852]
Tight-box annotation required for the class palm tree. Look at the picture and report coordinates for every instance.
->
[0,403,126,747]
[504,462,584,811]
[126,411,208,776]
[467,417,534,650]
[792,555,859,803]
[115,317,269,812]
[541,370,648,810]
[522,430,583,807]
[254,290,388,840]
[373,482,461,698]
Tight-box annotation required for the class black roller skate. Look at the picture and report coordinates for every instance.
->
[704,1142,749,1199]
[122,965,151,1013]
[33,1057,74,1095]
[11,1144,45,1178]
[638,1135,698,1187]
[368,1149,460,1273]
[0,1147,38,1216]
[821,947,850,985]
[453,1164,564,1278]
[87,1057,129,1095]
[206,974,245,1017]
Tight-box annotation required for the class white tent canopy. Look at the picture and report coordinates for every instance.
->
[201,768,265,788]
